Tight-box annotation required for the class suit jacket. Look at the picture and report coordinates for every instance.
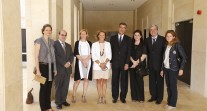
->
[54,40,74,75]
[110,34,131,68]
[92,41,112,70]
[144,35,165,70]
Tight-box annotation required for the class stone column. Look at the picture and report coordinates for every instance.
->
[0,0,23,110]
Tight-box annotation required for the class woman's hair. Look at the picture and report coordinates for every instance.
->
[96,30,107,40]
[79,29,88,40]
[165,30,180,45]
[41,24,52,34]
[131,29,144,44]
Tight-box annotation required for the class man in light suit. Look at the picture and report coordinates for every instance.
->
[54,30,74,109]
[110,22,131,103]
[144,25,165,104]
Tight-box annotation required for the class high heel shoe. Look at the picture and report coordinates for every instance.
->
[71,96,76,103]
[82,96,87,103]
[102,97,106,104]
[97,97,102,104]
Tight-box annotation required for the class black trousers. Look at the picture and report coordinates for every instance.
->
[149,68,164,101]
[39,63,54,111]
[129,68,144,101]
[112,67,128,100]
[164,68,178,107]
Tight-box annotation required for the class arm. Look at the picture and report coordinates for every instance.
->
[125,38,131,65]
[34,43,41,77]
[69,45,74,64]
[177,43,187,76]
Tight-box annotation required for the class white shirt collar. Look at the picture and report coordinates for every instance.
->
[118,34,124,38]
[152,35,158,39]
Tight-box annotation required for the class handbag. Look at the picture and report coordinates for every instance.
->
[136,66,149,77]
[136,57,149,77]
[26,88,34,104]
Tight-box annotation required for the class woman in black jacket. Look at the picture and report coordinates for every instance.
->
[160,30,187,110]
[129,30,146,103]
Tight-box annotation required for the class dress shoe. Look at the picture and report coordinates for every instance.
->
[112,99,117,103]
[56,104,62,109]
[155,100,162,104]
[62,101,70,106]
[147,98,155,102]
[121,99,126,103]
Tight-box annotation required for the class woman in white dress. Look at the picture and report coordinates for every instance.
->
[72,29,92,103]
[92,31,112,104]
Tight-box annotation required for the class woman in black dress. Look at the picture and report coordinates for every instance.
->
[71,29,92,103]
[129,29,146,103]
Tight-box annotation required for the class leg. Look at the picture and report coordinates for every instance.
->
[112,68,120,101]
[168,70,178,107]
[137,74,144,101]
[72,80,80,103]
[120,69,128,102]
[82,78,89,103]
[148,69,157,100]
[156,69,164,102]
[54,74,63,105]
[164,68,171,105]
[129,69,138,101]
[96,79,102,103]
[102,79,107,103]
[61,74,70,103]
[45,81,53,110]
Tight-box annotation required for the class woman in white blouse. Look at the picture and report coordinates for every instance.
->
[92,31,112,104]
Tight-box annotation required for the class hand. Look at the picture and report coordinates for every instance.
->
[54,71,57,76]
[178,69,183,76]
[160,70,164,77]
[100,63,107,70]
[36,71,42,77]
[132,60,139,66]
[124,64,129,71]
[130,64,136,68]
[64,62,70,68]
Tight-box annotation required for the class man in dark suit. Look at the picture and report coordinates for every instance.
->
[54,30,74,109]
[110,22,131,103]
[144,25,165,104]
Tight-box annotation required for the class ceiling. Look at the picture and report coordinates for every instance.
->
[80,0,148,11]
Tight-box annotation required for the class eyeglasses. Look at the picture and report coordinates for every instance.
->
[60,34,67,36]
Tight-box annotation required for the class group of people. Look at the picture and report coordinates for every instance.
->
[34,23,187,111]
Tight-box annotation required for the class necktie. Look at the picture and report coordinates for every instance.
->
[62,42,66,53]
[119,36,122,45]
[152,38,156,45]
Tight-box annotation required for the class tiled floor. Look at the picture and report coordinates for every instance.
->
[23,65,207,111]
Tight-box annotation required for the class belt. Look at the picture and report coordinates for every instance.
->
[39,62,49,65]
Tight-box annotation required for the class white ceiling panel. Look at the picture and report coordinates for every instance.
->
[80,0,148,11]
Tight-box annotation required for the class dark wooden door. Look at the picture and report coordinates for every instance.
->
[175,19,193,85]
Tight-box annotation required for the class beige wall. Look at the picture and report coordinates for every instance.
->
[136,0,207,97]
[0,0,23,110]
[191,0,207,97]
[84,11,134,42]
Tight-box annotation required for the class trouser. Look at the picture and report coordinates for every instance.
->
[149,68,164,101]
[164,68,178,107]
[129,68,144,101]
[39,63,54,111]
[54,73,70,105]
[112,67,128,100]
